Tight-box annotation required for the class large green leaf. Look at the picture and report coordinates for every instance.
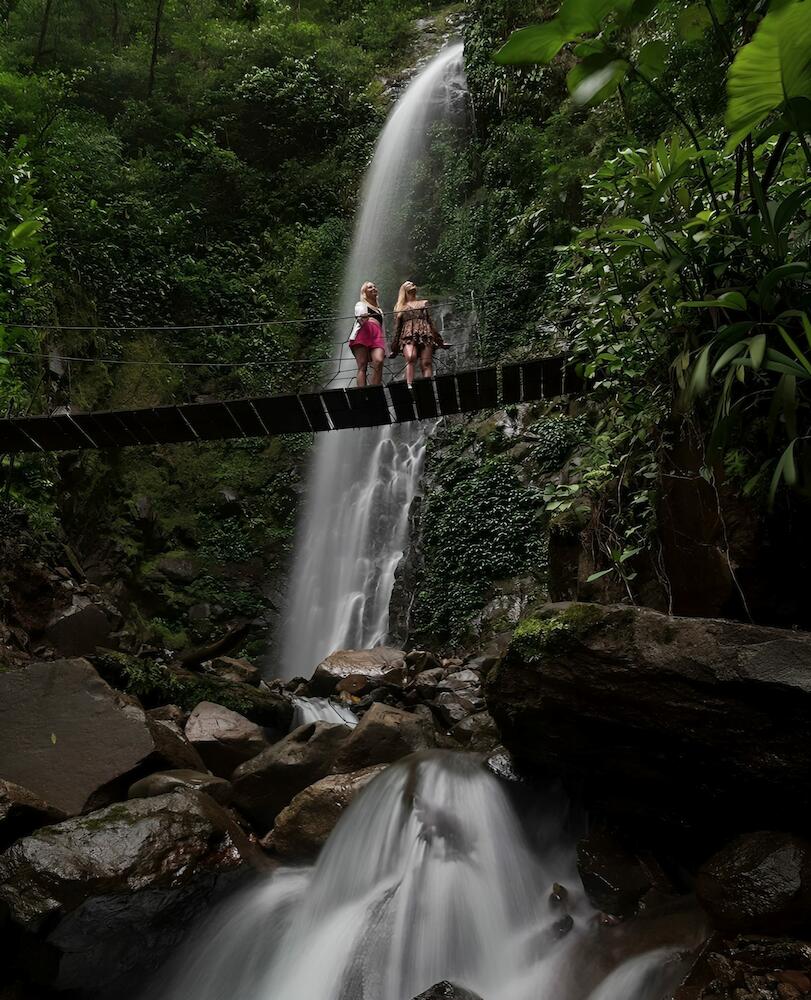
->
[636,40,667,80]
[567,54,629,105]
[494,0,625,65]
[678,4,713,41]
[725,0,811,149]
[494,22,571,64]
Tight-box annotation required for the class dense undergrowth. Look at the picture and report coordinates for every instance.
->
[409,0,811,640]
[2,0,810,652]
[0,0,435,651]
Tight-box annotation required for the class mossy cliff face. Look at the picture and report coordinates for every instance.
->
[57,432,309,662]
[485,602,811,853]
[390,400,589,654]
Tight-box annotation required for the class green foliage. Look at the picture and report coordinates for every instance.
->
[725,2,811,149]
[509,603,603,660]
[528,414,587,470]
[494,0,811,156]
[412,433,545,643]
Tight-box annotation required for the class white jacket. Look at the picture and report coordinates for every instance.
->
[349,300,386,342]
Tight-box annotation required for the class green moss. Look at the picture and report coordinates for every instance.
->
[76,803,137,832]
[93,649,286,724]
[95,650,185,704]
[149,617,190,651]
[509,603,604,662]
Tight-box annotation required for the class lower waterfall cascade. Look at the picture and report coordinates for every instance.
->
[154,752,703,1000]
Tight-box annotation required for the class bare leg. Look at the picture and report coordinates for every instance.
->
[403,343,417,385]
[370,347,384,386]
[420,344,434,380]
[353,345,369,387]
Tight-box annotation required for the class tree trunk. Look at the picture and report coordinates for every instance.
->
[147,0,165,98]
[34,0,54,66]
[111,0,119,45]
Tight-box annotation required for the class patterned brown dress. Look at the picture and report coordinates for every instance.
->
[390,300,447,356]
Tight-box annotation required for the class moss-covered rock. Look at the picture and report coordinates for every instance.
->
[93,649,292,731]
[486,603,811,851]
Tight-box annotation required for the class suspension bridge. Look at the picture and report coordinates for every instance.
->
[0,356,581,454]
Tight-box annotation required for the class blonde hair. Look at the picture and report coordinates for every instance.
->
[394,280,417,315]
[360,281,378,309]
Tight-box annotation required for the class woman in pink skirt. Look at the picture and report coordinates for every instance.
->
[348,280,386,387]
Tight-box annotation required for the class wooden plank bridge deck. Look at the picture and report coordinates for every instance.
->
[0,357,581,454]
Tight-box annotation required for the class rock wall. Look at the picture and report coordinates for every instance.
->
[485,602,811,851]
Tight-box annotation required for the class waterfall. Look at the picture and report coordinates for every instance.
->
[154,752,700,1000]
[277,43,468,679]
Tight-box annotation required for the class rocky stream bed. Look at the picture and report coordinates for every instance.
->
[1,591,811,999]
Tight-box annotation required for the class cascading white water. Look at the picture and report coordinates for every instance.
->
[154,752,700,1000]
[277,44,468,679]
[290,696,357,729]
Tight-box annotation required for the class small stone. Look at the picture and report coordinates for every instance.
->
[210,656,261,687]
[450,711,499,751]
[549,882,569,908]
[443,669,481,691]
[128,769,232,804]
[336,673,373,696]
[413,667,445,697]
[406,650,442,672]
[550,914,574,939]
[411,983,484,1000]
[433,691,473,728]
[185,702,270,777]
[147,704,187,725]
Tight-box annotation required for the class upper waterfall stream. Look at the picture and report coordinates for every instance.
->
[277,43,468,679]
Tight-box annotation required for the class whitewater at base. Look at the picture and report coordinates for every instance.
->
[154,752,702,1000]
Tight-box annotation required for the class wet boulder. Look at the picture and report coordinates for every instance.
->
[450,711,499,752]
[266,765,386,859]
[0,789,264,995]
[696,832,811,933]
[0,779,66,850]
[406,649,443,673]
[146,715,207,772]
[441,668,481,693]
[576,828,666,917]
[210,656,261,687]
[433,691,475,728]
[412,667,445,698]
[411,982,484,1000]
[486,603,811,841]
[309,647,406,696]
[331,703,434,773]
[232,721,351,830]
[44,595,116,657]
[128,769,232,805]
[0,659,157,815]
[184,701,270,777]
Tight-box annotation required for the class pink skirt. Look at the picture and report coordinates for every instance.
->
[350,318,386,352]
